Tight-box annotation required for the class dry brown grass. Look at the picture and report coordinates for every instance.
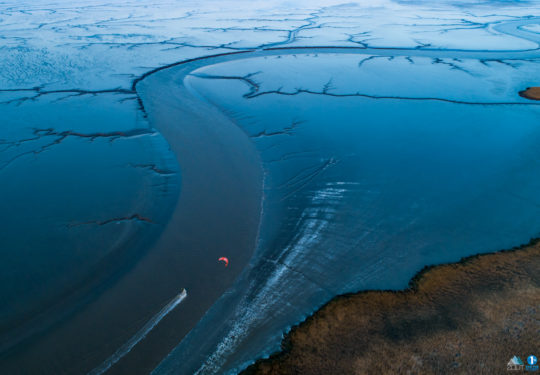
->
[242,240,540,375]
[519,87,540,100]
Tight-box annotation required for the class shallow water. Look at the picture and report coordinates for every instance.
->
[0,91,181,371]
[153,49,540,374]
[2,2,540,374]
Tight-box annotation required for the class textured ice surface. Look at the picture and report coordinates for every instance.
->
[190,54,540,102]
[1,0,539,90]
[1,0,540,374]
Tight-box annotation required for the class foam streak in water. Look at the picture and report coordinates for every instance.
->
[88,289,188,375]
[191,184,344,374]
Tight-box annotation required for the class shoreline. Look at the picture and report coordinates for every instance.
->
[1,3,540,373]
[519,86,540,100]
[241,237,540,374]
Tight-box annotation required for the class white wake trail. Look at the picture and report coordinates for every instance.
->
[88,289,188,375]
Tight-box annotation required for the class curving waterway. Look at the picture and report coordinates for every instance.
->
[1,11,539,375]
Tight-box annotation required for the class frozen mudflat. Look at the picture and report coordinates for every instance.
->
[1,1,540,374]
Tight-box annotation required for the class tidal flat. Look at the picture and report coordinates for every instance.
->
[1,1,540,374]
[154,47,540,375]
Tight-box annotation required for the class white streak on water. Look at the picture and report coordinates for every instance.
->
[88,289,188,375]
[193,183,349,374]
